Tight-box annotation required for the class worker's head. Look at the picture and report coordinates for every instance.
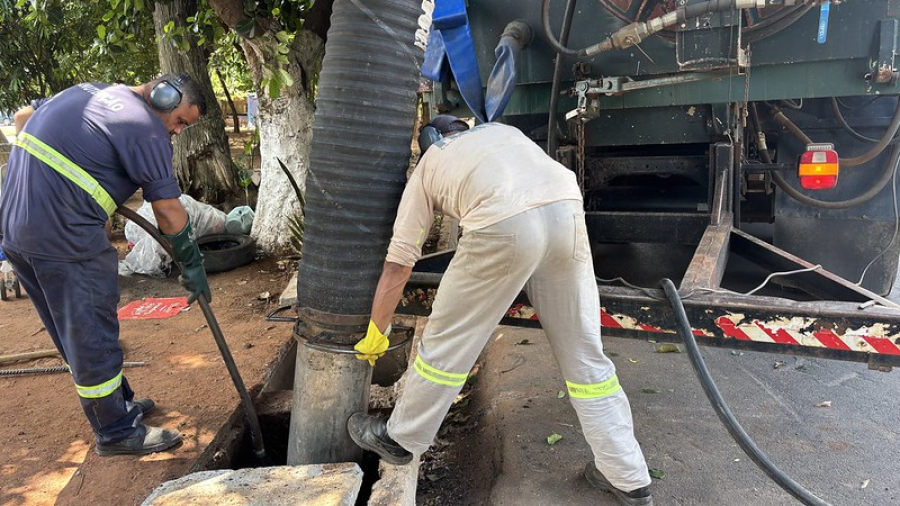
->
[418,115,469,155]
[145,73,207,136]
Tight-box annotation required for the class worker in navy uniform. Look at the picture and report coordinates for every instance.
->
[0,74,211,456]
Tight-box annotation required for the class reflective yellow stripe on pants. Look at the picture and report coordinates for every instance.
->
[74,370,123,399]
[566,374,622,399]
[14,132,117,216]
[413,355,469,387]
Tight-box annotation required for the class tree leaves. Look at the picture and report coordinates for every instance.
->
[0,0,157,110]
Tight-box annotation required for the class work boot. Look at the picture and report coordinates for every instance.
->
[132,398,155,417]
[347,413,413,465]
[584,462,654,506]
[95,424,182,456]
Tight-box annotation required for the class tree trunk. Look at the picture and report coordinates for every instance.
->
[207,0,327,254]
[242,31,322,254]
[153,0,238,204]
[216,69,241,134]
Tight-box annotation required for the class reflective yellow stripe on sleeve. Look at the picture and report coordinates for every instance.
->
[566,374,622,399]
[414,355,468,387]
[74,370,123,399]
[15,132,117,216]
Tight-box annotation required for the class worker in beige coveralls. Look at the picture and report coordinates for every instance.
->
[348,115,654,506]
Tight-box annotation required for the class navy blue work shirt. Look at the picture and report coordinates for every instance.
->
[0,83,182,261]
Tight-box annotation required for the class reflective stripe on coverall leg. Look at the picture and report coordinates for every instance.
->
[75,370,124,398]
[413,355,469,387]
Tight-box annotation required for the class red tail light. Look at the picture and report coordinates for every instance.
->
[798,144,839,190]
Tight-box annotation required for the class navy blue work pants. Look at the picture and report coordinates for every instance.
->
[4,246,142,444]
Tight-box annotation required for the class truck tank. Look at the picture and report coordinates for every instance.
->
[401,0,900,368]
[425,0,900,295]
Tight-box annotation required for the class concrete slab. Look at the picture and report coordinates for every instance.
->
[279,271,298,307]
[141,463,363,506]
[368,460,419,506]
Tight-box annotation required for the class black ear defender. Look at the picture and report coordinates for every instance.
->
[418,115,470,154]
[149,75,184,111]
[418,125,443,155]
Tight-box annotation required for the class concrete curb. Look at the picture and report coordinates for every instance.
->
[141,463,363,506]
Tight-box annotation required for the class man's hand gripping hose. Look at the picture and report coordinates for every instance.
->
[116,206,266,461]
[161,218,211,304]
[355,320,391,366]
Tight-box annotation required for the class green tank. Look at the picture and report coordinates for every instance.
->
[424,0,900,295]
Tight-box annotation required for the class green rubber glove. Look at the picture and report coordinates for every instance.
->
[162,218,211,304]
[355,320,391,366]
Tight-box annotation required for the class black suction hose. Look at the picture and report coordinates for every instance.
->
[660,278,832,506]
[546,0,577,156]
[116,206,266,461]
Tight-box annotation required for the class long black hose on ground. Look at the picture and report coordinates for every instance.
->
[116,206,266,461]
[659,278,831,506]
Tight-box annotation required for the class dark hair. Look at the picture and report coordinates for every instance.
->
[149,73,208,115]
[428,115,469,135]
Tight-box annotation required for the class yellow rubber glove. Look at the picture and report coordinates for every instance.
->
[355,320,391,366]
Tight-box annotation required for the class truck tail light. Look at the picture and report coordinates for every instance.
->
[798,144,839,190]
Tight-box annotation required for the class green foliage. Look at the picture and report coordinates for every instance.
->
[100,0,318,101]
[205,1,316,100]
[209,38,254,98]
[0,0,157,112]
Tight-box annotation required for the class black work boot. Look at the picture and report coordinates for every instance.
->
[132,398,155,417]
[584,462,654,506]
[95,424,182,456]
[347,413,413,465]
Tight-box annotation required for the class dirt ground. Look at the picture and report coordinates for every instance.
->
[0,224,296,506]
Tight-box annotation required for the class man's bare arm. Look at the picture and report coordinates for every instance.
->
[150,198,189,235]
[14,106,34,134]
[370,261,413,332]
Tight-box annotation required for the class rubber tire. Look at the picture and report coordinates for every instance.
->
[0,284,7,301]
[197,234,256,274]
[13,279,20,298]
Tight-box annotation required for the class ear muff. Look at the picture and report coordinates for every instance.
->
[149,78,184,112]
[418,125,443,155]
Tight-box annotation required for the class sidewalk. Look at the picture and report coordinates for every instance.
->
[445,325,900,506]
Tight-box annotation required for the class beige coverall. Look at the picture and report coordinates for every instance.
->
[385,123,651,491]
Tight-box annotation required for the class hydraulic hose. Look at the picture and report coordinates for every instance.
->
[541,0,592,57]
[116,206,267,461]
[743,5,813,44]
[772,102,900,168]
[546,0,577,156]
[660,278,833,506]
[542,0,814,57]
[830,97,900,145]
[768,144,900,210]
[761,104,900,210]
